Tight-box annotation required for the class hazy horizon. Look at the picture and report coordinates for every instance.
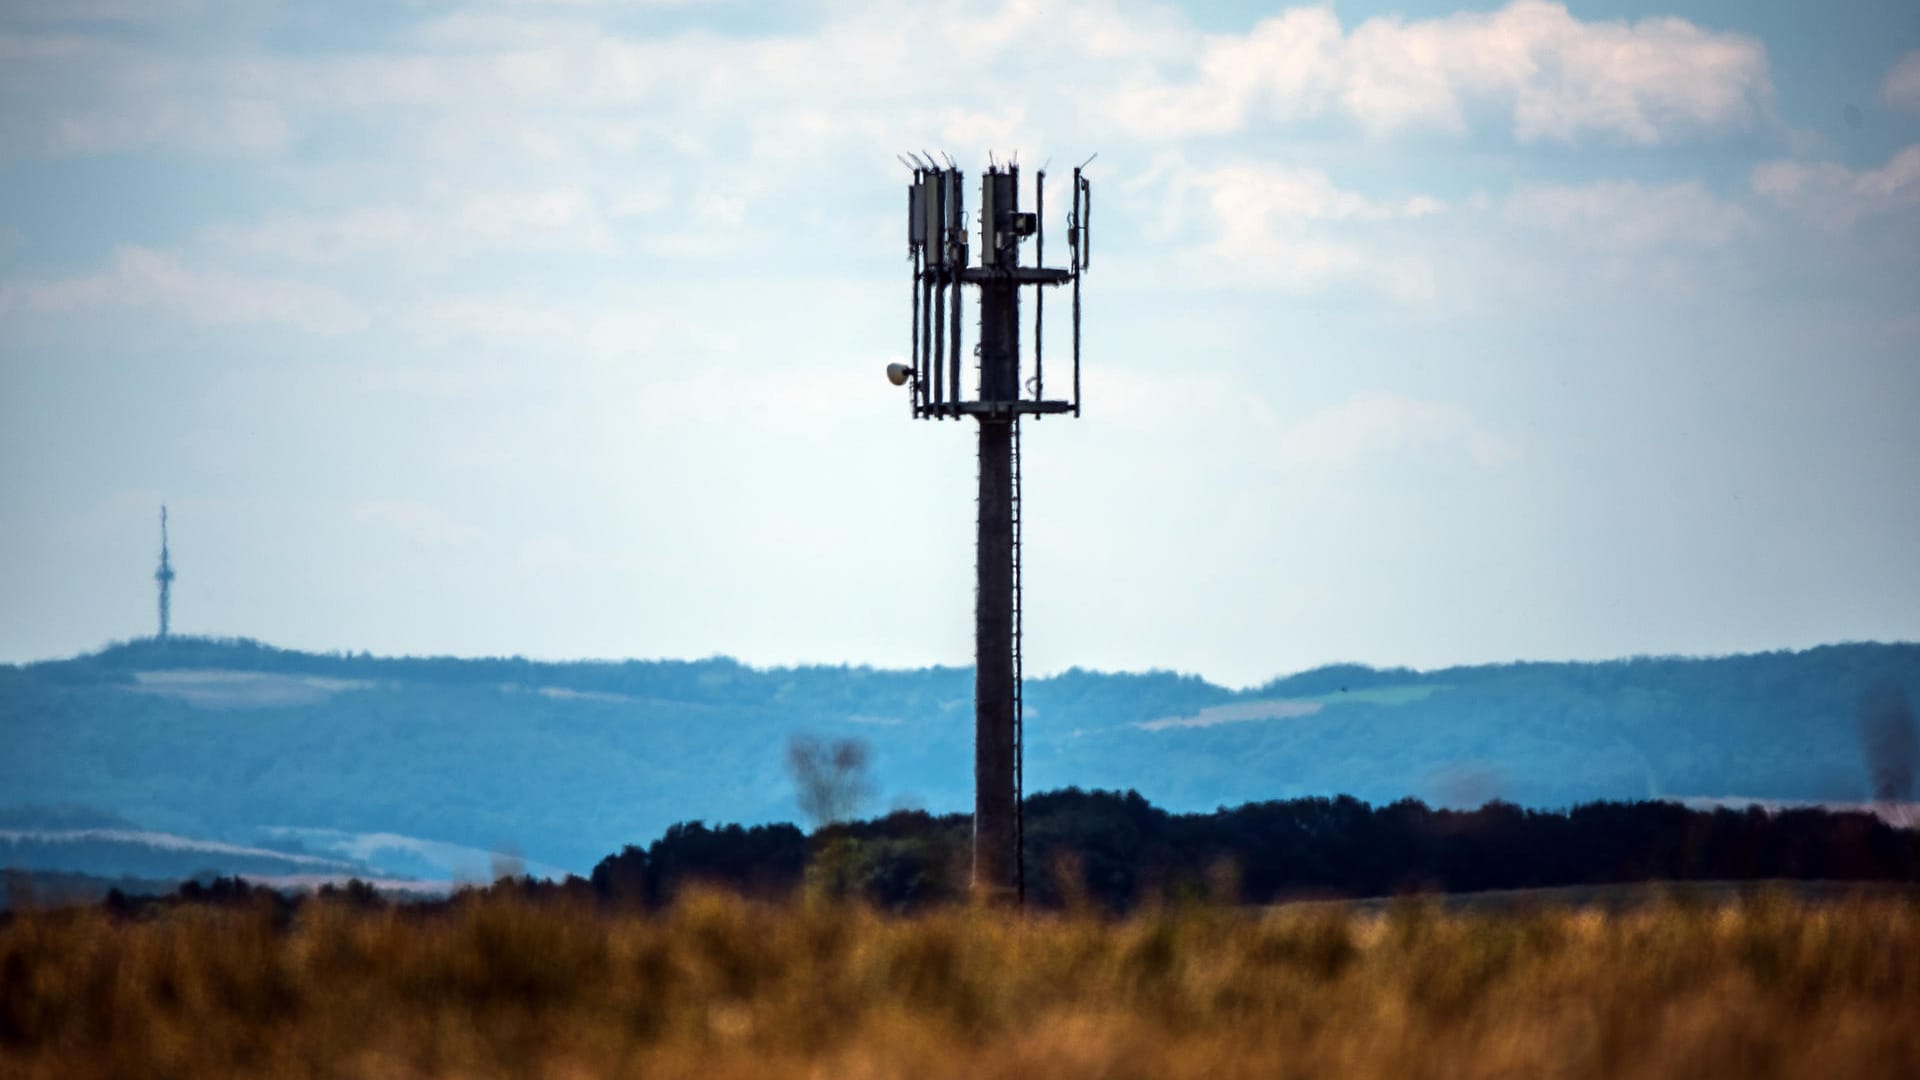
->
[16,629,1917,695]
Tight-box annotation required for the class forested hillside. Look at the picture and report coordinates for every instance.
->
[2,638,1914,876]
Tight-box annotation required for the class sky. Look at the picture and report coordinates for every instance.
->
[1,0,1917,688]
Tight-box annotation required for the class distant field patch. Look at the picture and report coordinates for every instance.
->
[129,670,370,709]
[531,685,635,704]
[1305,683,1447,707]
[258,826,573,883]
[1138,684,1444,731]
[0,828,356,870]
[1138,700,1323,730]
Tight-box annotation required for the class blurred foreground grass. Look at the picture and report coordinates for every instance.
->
[3,887,1916,1078]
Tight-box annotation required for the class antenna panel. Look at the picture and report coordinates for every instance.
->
[922,173,945,267]
[980,174,997,266]
[1077,173,1092,270]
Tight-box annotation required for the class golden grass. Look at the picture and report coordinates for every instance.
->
[3,888,1917,1079]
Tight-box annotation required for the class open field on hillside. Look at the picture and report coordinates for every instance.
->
[4,888,1918,1079]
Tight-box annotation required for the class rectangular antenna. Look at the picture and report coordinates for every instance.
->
[908,179,924,249]
[933,245,946,413]
[925,185,939,413]
[922,173,944,268]
[1081,174,1091,270]
[911,227,922,415]
[1034,169,1045,405]
[949,169,964,411]
[1072,167,1087,415]
[981,171,997,268]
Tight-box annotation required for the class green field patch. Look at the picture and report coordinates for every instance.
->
[1302,684,1447,707]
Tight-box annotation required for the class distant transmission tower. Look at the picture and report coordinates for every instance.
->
[887,154,1093,904]
[155,504,175,642]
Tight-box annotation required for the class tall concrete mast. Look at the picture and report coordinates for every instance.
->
[155,504,175,641]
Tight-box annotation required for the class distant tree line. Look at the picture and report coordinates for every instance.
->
[589,821,808,907]
[27,789,1916,920]
[584,790,1919,912]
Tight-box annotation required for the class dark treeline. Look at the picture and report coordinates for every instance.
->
[590,790,1920,912]
[63,790,1914,919]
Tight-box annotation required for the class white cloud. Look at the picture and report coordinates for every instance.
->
[1201,161,1446,226]
[205,186,623,264]
[1110,0,1773,144]
[1094,374,1516,472]
[1752,145,1920,228]
[11,0,1771,181]
[610,181,671,219]
[406,295,669,361]
[1107,7,1344,137]
[1502,179,1750,252]
[1177,227,1437,302]
[204,207,424,264]
[49,98,290,155]
[1886,50,1920,114]
[0,247,365,334]
[1274,392,1522,470]
[1136,158,1442,300]
[413,296,579,344]
[454,187,613,250]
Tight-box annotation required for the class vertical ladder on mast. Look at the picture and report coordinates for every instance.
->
[1011,414,1025,905]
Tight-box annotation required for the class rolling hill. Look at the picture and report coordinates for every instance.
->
[2,637,1914,877]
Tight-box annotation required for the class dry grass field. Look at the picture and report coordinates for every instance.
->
[3,887,1917,1079]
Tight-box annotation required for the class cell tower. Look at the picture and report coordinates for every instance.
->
[887,155,1092,904]
[155,504,175,642]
